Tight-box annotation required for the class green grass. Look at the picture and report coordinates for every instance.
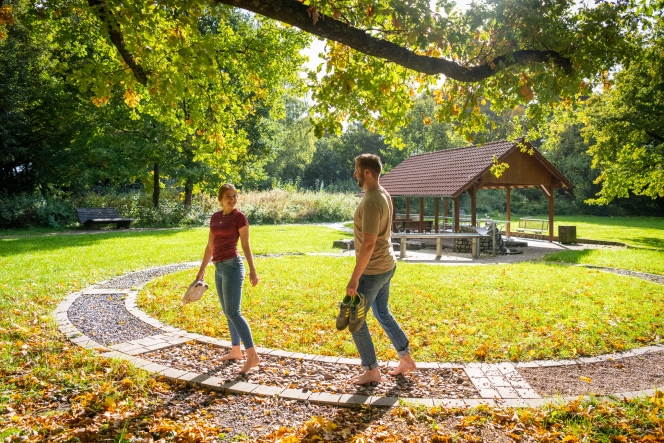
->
[1,223,663,440]
[527,215,664,248]
[138,255,664,362]
[544,248,664,275]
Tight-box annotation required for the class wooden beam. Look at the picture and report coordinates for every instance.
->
[434,197,440,233]
[406,198,410,220]
[419,198,424,233]
[454,197,460,233]
[543,185,554,242]
[470,188,477,227]
[444,198,449,230]
[506,186,511,238]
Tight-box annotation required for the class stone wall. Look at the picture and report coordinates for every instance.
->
[452,225,496,254]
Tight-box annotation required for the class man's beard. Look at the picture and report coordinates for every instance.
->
[356,177,364,188]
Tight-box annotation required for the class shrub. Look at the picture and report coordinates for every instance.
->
[238,189,360,224]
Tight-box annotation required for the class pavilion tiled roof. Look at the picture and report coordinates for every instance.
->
[380,139,531,198]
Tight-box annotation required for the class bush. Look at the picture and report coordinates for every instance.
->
[0,192,78,229]
[0,188,359,229]
[238,189,360,224]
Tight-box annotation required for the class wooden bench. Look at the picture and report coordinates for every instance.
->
[515,218,549,239]
[77,208,135,229]
[391,232,490,258]
[392,220,433,233]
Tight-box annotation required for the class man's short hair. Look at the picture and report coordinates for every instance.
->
[355,154,383,178]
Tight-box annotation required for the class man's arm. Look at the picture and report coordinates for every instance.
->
[346,233,377,296]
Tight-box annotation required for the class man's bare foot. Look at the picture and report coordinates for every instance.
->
[350,368,383,385]
[238,350,260,373]
[388,354,416,376]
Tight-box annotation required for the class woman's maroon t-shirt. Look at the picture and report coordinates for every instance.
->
[210,209,249,262]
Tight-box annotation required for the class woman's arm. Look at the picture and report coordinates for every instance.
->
[196,229,214,281]
[238,225,259,287]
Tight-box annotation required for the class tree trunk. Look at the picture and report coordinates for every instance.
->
[184,178,193,210]
[153,163,160,207]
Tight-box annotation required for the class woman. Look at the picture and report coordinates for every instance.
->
[196,183,260,373]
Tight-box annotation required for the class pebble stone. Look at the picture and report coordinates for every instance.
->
[68,292,162,346]
[94,263,198,290]
[144,342,479,399]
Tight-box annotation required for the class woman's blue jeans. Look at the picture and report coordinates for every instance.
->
[351,266,410,370]
[214,257,254,350]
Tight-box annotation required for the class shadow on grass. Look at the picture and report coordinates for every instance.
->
[543,249,595,264]
[629,237,664,250]
[0,228,187,257]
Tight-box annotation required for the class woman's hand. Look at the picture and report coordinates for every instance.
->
[249,269,259,287]
[196,270,205,282]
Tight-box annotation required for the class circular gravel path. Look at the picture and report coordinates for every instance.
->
[55,260,664,409]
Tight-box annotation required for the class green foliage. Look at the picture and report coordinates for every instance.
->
[582,34,664,204]
[0,192,78,229]
[307,0,644,141]
[238,189,360,224]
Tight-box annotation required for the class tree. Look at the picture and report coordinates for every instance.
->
[1,0,650,142]
[581,34,664,205]
[261,95,317,185]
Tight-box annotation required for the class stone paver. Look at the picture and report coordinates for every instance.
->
[56,262,664,409]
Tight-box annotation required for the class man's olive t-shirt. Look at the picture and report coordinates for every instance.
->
[354,187,396,275]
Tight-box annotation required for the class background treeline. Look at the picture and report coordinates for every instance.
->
[1,12,662,229]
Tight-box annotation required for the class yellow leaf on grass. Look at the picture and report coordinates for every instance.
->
[579,376,592,383]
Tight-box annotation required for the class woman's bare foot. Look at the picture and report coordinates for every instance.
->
[350,368,383,385]
[387,354,416,376]
[216,346,243,362]
[238,349,260,373]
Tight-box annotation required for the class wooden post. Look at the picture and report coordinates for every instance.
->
[548,187,554,242]
[454,196,460,233]
[406,198,410,220]
[419,197,424,233]
[470,188,477,227]
[444,198,449,230]
[434,197,440,233]
[540,184,554,242]
[506,186,511,238]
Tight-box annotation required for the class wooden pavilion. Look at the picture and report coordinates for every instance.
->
[379,139,573,242]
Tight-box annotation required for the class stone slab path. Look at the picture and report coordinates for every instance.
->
[55,262,663,409]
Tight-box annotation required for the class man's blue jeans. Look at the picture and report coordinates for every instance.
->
[214,257,254,349]
[352,266,410,370]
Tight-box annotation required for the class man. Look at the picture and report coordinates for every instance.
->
[342,153,416,385]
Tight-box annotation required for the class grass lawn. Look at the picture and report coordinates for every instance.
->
[1,223,663,442]
[527,215,664,249]
[544,248,664,275]
[139,255,664,362]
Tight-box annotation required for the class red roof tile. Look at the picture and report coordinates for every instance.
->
[379,139,568,197]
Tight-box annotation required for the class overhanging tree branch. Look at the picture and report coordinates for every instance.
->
[215,0,573,81]
[87,0,149,85]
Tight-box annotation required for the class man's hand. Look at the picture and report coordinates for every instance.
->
[346,278,359,296]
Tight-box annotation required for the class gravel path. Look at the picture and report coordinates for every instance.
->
[521,352,664,397]
[144,342,478,399]
[61,260,664,408]
[68,292,162,346]
[94,263,198,290]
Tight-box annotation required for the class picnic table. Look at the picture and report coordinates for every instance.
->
[391,232,490,259]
